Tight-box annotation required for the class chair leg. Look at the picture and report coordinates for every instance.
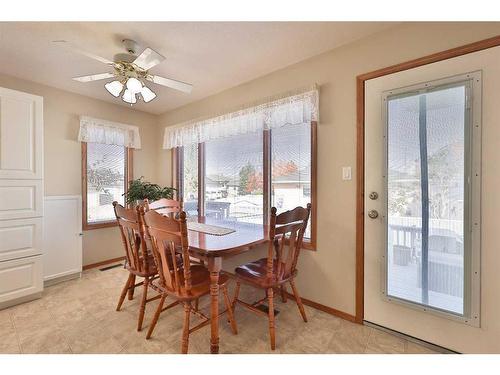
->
[290,279,307,322]
[280,285,288,303]
[137,277,149,331]
[267,287,276,350]
[194,298,199,312]
[181,302,191,354]
[116,273,134,311]
[128,275,136,300]
[232,281,241,309]
[222,285,238,335]
[146,293,166,340]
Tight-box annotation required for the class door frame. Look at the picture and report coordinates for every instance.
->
[355,34,500,324]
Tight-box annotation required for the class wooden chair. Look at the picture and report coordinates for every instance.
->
[143,198,204,268]
[139,207,237,354]
[144,198,182,218]
[232,203,311,350]
[113,201,160,331]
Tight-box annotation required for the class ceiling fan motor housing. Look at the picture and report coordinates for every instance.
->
[122,39,139,55]
[114,39,145,70]
[113,53,136,64]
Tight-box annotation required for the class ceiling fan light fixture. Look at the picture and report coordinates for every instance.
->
[140,85,157,103]
[57,40,194,105]
[126,77,143,94]
[104,80,124,97]
[122,89,137,104]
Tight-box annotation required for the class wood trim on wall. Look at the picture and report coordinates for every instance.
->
[355,34,500,324]
[172,146,181,199]
[81,142,89,229]
[81,142,133,231]
[263,130,271,224]
[284,291,356,323]
[198,142,206,216]
[303,120,318,250]
[82,256,126,271]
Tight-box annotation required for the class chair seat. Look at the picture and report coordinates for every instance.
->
[152,265,231,300]
[234,258,296,288]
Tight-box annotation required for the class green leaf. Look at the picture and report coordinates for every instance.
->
[122,176,177,205]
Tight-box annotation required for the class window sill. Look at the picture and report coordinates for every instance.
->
[83,221,118,231]
[283,237,316,251]
[302,240,316,251]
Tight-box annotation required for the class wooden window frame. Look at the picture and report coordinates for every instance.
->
[173,120,317,250]
[81,142,133,231]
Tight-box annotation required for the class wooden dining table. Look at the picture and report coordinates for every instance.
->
[184,215,269,354]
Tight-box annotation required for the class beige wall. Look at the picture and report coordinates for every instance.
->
[157,22,500,317]
[0,73,159,266]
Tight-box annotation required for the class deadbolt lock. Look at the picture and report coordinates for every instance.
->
[369,191,379,200]
[368,210,379,219]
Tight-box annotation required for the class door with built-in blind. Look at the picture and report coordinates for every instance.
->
[364,46,500,353]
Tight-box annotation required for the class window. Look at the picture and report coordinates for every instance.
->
[175,121,316,248]
[271,122,312,238]
[82,142,132,229]
[205,132,263,224]
[180,143,199,216]
[384,72,481,322]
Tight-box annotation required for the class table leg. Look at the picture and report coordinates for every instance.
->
[208,257,222,354]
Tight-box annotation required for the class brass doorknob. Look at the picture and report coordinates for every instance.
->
[368,210,379,219]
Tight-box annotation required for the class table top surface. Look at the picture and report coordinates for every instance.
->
[184,215,269,257]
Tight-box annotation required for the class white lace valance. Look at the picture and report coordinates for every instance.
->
[162,85,319,149]
[78,116,141,149]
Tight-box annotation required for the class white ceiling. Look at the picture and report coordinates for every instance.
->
[0,22,396,114]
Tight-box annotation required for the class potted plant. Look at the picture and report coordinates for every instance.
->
[123,176,177,206]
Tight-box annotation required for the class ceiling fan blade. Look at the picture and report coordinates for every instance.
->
[53,40,114,65]
[73,73,115,83]
[147,75,193,94]
[133,48,165,70]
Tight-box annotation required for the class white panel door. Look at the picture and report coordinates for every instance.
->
[43,196,82,281]
[364,46,500,353]
[0,87,43,180]
[0,255,43,306]
[0,217,42,262]
[0,179,43,220]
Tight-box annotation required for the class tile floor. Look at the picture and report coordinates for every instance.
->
[0,263,440,354]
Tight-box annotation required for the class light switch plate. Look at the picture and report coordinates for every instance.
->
[342,166,352,180]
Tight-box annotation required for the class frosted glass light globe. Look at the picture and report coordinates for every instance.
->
[122,89,137,104]
[126,77,142,94]
[104,80,124,97]
[140,86,157,103]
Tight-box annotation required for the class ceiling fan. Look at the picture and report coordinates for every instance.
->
[53,39,193,104]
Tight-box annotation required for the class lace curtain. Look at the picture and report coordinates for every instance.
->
[162,85,319,149]
[78,116,142,149]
